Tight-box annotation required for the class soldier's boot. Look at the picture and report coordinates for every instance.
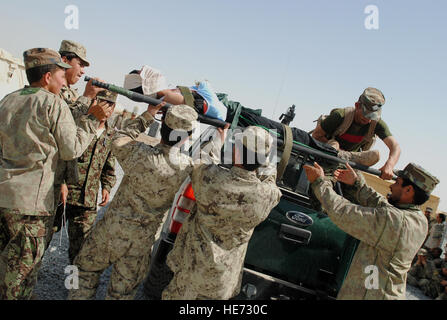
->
[338,150,380,167]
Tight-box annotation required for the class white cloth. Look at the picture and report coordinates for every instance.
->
[123,65,171,98]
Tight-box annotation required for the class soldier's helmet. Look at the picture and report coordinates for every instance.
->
[59,40,90,67]
[164,105,198,132]
[359,87,385,121]
[23,48,72,70]
[397,163,440,195]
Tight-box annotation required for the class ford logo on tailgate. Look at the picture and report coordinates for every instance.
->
[285,211,314,227]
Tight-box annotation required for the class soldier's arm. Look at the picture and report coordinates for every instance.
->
[100,151,117,193]
[335,165,388,208]
[112,111,155,164]
[51,99,99,161]
[379,136,401,180]
[192,126,228,169]
[311,177,388,248]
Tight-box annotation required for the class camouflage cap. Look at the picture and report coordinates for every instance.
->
[164,105,198,132]
[59,40,90,67]
[23,48,72,70]
[236,126,273,156]
[398,163,440,195]
[96,90,117,103]
[418,248,428,256]
[359,87,385,121]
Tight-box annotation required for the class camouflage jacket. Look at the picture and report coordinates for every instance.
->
[64,122,117,209]
[0,87,99,214]
[109,111,196,222]
[311,175,428,300]
[166,164,282,299]
[59,85,92,117]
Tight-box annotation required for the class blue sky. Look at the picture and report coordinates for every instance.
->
[1,0,446,210]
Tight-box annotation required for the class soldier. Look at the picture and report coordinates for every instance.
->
[424,213,446,250]
[0,48,110,300]
[58,40,102,113]
[303,161,439,299]
[435,249,447,300]
[50,90,118,264]
[163,126,282,300]
[407,248,442,298]
[423,207,437,242]
[48,40,108,249]
[68,103,225,300]
[311,88,401,180]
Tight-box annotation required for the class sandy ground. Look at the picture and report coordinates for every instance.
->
[33,138,438,300]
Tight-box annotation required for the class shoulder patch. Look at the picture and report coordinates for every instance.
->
[20,87,40,95]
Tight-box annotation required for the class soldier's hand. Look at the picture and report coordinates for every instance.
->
[303,162,324,183]
[83,77,105,100]
[89,100,112,122]
[148,101,167,117]
[60,184,68,206]
[334,163,358,186]
[217,123,230,144]
[379,162,394,180]
[99,189,110,207]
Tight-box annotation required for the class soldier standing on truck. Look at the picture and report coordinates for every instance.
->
[0,48,110,300]
[162,126,282,300]
[69,103,226,300]
[303,161,439,299]
[49,90,118,264]
[311,88,401,180]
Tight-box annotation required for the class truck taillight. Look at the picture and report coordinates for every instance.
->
[169,183,196,234]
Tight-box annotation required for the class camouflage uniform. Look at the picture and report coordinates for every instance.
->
[0,48,99,300]
[51,91,117,264]
[310,163,439,300]
[69,105,207,300]
[407,249,442,298]
[163,127,282,300]
[436,260,447,300]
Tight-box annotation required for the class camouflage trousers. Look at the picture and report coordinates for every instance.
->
[0,208,50,300]
[49,204,97,264]
[68,209,165,300]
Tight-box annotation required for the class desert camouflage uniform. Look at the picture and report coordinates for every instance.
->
[69,105,206,300]
[310,173,428,300]
[51,120,116,263]
[163,127,282,300]
[0,83,99,299]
